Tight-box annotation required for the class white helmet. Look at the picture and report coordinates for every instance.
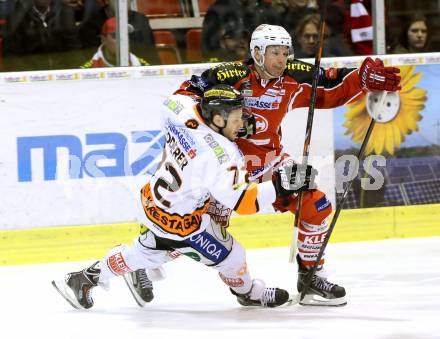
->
[250,24,293,67]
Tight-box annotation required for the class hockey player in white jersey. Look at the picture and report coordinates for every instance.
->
[52,85,316,309]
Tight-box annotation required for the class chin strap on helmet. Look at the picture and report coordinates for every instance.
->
[211,110,228,135]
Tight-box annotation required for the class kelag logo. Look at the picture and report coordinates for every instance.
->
[17,131,165,182]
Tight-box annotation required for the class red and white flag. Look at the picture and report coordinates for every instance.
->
[350,0,372,54]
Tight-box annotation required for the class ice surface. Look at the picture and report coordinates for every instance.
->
[1,237,439,339]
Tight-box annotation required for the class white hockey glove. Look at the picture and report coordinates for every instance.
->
[273,159,317,198]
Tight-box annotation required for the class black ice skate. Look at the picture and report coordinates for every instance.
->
[123,269,154,307]
[230,280,289,307]
[52,261,100,309]
[297,256,347,307]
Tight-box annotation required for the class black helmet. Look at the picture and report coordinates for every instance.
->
[201,84,244,123]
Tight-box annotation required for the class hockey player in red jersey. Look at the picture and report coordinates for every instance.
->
[128,24,401,307]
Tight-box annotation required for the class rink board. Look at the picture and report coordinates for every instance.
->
[1,203,439,265]
[2,53,440,265]
[3,52,440,231]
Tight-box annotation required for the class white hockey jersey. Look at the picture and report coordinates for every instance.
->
[137,94,276,241]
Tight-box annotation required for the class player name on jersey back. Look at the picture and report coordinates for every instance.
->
[137,94,245,241]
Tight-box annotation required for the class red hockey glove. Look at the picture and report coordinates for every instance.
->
[359,57,401,92]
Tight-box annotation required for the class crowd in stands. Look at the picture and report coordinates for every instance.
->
[0,0,437,71]
[0,0,158,70]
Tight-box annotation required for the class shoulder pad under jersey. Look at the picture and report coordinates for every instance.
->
[284,58,317,84]
[203,61,251,86]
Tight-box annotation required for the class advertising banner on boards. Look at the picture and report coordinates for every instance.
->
[333,63,440,209]
[0,65,334,229]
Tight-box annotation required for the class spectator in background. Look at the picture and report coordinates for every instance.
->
[253,0,279,29]
[347,0,372,55]
[4,0,81,70]
[202,0,278,58]
[0,0,15,40]
[323,2,353,56]
[207,20,250,62]
[393,13,431,54]
[290,3,353,58]
[294,14,331,58]
[62,0,86,22]
[81,16,149,67]
[294,14,320,58]
[280,0,317,36]
[79,0,159,64]
[77,0,108,47]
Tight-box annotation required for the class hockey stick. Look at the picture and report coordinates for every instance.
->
[298,91,388,303]
[288,0,330,263]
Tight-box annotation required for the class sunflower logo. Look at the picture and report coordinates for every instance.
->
[343,66,427,155]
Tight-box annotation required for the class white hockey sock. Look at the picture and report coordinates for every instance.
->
[297,217,330,267]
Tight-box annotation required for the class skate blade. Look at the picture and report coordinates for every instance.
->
[51,280,84,310]
[122,274,146,308]
[299,294,347,307]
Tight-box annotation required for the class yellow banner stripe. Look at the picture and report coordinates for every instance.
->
[1,204,440,266]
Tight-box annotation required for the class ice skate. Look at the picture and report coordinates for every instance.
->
[52,261,100,309]
[230,279,289,307]
[297,256,346,306]
[123,269,154,307]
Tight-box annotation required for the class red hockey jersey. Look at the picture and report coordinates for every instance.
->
[175,58,364,173]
